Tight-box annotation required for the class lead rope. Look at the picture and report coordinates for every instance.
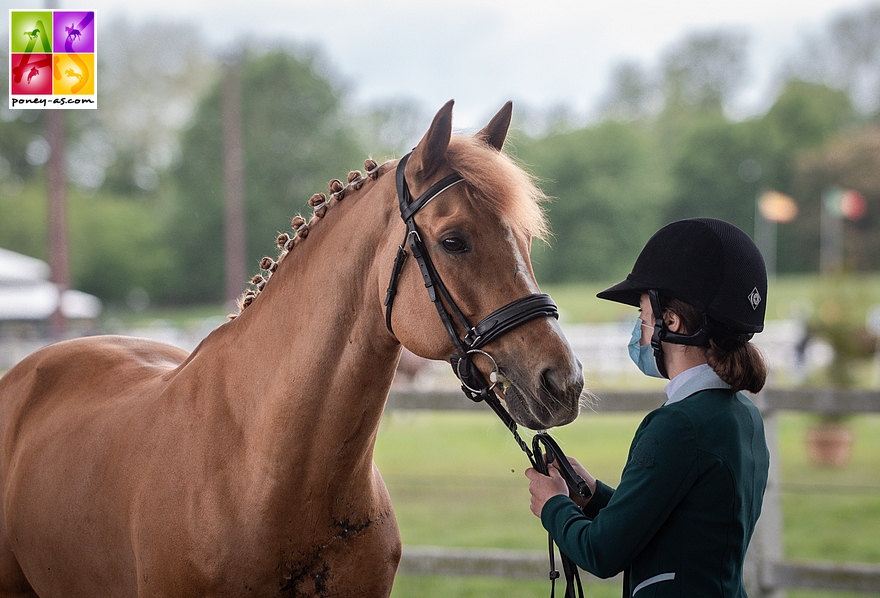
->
[531,432,588,598]
[459,380,588,598]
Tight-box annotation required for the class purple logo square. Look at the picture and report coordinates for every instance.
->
[53,11,95,53]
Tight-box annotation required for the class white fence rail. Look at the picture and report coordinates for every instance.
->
[0,319,818,377]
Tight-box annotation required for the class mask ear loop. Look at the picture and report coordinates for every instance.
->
[648,290,670,379]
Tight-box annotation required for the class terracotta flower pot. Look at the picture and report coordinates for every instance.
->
[806,422,853,467]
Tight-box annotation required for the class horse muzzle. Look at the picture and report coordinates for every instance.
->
[501,359,584,430]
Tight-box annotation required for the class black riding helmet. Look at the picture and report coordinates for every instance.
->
[597,218,767,377]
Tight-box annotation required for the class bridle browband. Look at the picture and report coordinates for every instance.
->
[384,151,589,598]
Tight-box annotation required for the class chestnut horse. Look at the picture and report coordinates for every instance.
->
[0,101,584,597]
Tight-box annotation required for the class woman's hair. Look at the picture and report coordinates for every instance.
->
[662,296,767,394]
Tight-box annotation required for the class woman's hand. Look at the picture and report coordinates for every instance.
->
[526,456,597,517]
[563,456,597,508]
[525,465,568,517]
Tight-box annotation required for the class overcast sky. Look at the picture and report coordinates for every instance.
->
[12,0,878,128]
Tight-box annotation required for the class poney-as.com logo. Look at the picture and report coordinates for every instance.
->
[8,10,96,109]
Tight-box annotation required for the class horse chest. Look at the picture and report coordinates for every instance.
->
[122,470,398,597]
[132,508,399,597]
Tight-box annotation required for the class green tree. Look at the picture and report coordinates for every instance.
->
[647,31,768,243]
[659,81,856,274]
[785,3,880,114]
[168,48,366,304]
[596,61,659,122]
[69,191,175,302]
[762,80,855,155]
[1,19,214,307]
[94,17,217,194]
[661,114,763,232]
[660,30,749,115]
[514,120,670,283]
[0,182,46,260]
[792,125,880,272]
[760,81,856,273]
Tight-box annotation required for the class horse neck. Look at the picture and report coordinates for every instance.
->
[181,178,402,485]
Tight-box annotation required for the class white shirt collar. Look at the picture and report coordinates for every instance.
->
[663,363,731,406]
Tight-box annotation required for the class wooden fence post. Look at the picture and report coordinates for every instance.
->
[746,398,785,598]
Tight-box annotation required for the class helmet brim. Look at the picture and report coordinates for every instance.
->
[596,276,648,308]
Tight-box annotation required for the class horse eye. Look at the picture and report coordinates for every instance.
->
[441,237,468,253]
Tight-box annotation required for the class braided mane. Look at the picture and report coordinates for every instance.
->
[228,158,382,319]
[231,139,548,319]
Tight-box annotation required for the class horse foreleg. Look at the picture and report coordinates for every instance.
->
[0,517,38,598]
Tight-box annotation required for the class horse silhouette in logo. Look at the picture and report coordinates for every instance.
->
[65,24,81,42]
[24,29,40,41]
[65,68,83,82]
[27,67,40,84]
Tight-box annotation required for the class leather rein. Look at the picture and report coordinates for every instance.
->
[384,152,589,598]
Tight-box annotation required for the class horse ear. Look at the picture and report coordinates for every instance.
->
[475,101,512,151]
[409,100,454,180]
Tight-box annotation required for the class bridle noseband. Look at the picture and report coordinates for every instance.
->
[384,152,589,598]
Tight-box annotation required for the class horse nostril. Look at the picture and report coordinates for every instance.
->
[540,368,563,400]
[540,366,584,405]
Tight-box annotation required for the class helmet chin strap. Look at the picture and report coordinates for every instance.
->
[647,290,712,379]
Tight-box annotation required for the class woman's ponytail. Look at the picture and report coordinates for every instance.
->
[707,337,767,394]
[663,296,768,393]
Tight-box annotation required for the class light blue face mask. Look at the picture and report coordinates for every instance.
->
[628,317,664,379]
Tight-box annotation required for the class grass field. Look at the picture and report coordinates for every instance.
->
[374,410,880,597]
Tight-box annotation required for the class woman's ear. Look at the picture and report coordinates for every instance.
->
[665,311,683,334]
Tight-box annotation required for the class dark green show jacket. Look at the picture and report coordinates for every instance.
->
[541,388,770,597]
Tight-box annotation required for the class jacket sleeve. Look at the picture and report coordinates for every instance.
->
[540,407,699,578]
[582,479,614,519]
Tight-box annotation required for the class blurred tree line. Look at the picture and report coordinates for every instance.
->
[1,5,879,306]
[516,9,880,283]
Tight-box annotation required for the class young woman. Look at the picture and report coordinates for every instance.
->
[526,217,771,597]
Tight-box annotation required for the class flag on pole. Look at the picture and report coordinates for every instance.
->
[823,187,867,220]
[758,190,799,223]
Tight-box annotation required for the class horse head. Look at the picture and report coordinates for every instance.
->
[384,100,585,430]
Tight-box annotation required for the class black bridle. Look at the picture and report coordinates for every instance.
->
[384,152,589,598]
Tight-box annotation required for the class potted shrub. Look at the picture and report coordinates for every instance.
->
[804,311,874,467]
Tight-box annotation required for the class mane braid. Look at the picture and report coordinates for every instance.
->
[228,159,382,319]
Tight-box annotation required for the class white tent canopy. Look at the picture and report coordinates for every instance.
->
[0,247,50,284]
[0,248,102,321]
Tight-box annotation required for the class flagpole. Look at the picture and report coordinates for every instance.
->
[755,189,792,282]
[754,198,777,280]
[820,188,844,274]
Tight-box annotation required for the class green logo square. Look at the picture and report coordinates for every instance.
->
[10,11,53,53]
